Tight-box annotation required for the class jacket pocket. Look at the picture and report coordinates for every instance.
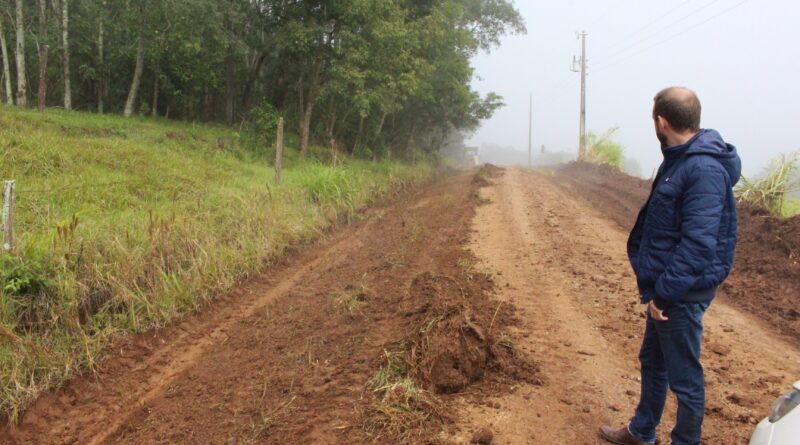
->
[647,183,682,228]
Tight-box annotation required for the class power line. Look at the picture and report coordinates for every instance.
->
[592,0,748,74]
[593,0,727,67]
[593,0,695,59]
[582,0,628,32]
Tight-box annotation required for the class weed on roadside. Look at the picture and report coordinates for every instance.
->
[363,350,442,441]
[331,289,368,314]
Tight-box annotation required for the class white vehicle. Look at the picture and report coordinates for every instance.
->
[749,380,800,445]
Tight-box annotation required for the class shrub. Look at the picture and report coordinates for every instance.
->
[585,127,624,169]
[736,151,799,217]
[242,102,281,156]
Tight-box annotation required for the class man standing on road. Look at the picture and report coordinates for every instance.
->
[599,87,741,445]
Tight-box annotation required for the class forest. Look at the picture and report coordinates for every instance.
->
[0,0,525,157]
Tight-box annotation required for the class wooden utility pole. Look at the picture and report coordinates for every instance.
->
[275,117,284,184]
[571,31,588,160]
[527,92,532,167]
[3,180,15,252]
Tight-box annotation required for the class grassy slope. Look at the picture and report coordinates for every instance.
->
[0,106,434,420]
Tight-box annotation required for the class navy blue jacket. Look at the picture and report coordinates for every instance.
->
[627,129,741,308]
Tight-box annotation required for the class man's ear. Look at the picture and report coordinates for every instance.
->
[656,115,669,132]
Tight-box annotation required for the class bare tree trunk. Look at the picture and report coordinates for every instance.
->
[377,112,388,137]
[151,71,159,117]
[0,14,13,105]
[62,0,71,110]
[14,0,27,107]
[124,36,144,117]
[353,115,365,153]
[240,51,265,110]
[224,53,234,124]
[97,7,105,113]
[36,0,47,111]
[299,56,322,156]
[326,101,337,139]
[37,45,48,111]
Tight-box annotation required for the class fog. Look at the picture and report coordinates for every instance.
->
[469,0,799,178]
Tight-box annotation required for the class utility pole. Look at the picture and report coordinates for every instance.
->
[527,92,532,167]
[571,31,588,160]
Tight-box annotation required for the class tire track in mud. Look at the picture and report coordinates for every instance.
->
[462,167,800,445]
[0,211,372,445]
[1,170,536,445]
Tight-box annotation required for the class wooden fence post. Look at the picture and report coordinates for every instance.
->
[2,180,15,252]
[275,117,284,185]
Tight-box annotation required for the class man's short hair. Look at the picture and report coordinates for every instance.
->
[653,87,701,132]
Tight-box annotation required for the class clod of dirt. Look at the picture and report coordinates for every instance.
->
[408,273,493,394]
[472,164,506,187]
[403,272,539,395]
[472,174,492,187]
[471,426,494,444]
[481,164,505,177]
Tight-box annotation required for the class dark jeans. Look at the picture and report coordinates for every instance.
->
[628,301,710,445]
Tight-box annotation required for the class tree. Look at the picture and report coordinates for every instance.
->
[124,35,143,117]
[61,0,71,110]
[13,0,26,106]
[0,6,12,105]
[96,0,106,113]
[0,0,524,157]
[36,0,48,111]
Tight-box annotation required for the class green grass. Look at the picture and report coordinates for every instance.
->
[0,105,435,421]
[783,198,800,217]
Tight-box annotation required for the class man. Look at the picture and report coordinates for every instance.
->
[599,87,741,445]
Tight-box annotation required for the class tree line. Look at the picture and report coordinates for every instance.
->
[0,0,524,157]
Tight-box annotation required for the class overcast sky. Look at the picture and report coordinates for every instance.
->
[469,0,798,177]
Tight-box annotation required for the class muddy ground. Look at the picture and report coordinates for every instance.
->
[554,161,800,340]
[458,166,798,444]
[2,165,798,445]
[0,168,535,445]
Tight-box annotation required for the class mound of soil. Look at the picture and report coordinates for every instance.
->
[554,162,650,231]
[552,161,800,340]
[725,207,800,329]
[409,273,492,393]
[401,272,538,396]
[359,166,539,440]
[472,163,504,187]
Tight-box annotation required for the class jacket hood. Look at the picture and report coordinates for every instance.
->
[663,129,741,186]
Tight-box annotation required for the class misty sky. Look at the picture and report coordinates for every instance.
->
[469,0,799,178]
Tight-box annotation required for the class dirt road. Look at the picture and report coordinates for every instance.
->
[2,166,798,445]
[461,167,800,444]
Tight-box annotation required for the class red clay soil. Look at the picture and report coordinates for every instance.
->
[552,161,800,340]
[0,167,537,445]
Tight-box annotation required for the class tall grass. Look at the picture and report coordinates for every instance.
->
[736,151,799,217]
[584,127,624,169]
[0,105,434,421]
